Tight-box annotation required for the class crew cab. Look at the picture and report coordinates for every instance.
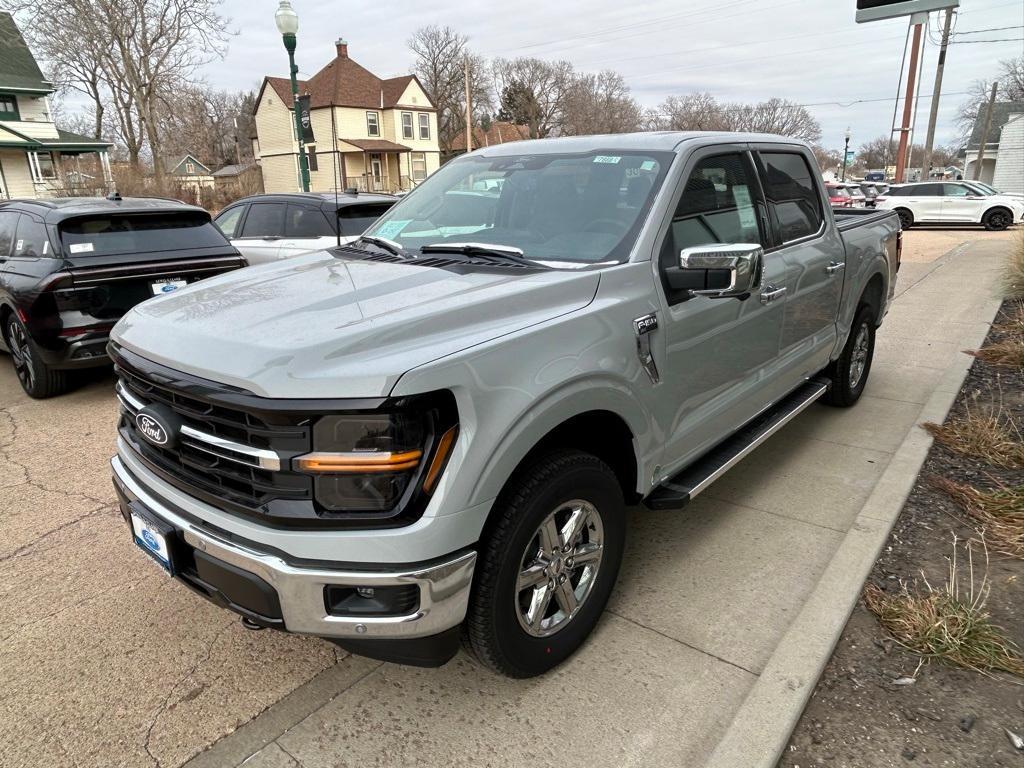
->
[875,181,1024,231]
[0,196,246,398]
[109,133,900,677]
[213,192,397,265]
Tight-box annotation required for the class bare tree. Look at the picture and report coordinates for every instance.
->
[407,26,490,154]
[652,92,729,131]
[810,144,842,173]
[158,85,256,167]
[492,57,575,139]
[724,97,821,143]
[561,71,643,136]
[955,56,1024,145]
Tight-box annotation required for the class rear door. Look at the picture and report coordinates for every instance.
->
[907,183,944,221]
[232,201,286,264]
[755,148,843,378]
[940,183,986,222]
[655,146,791,470]
[277,203,338,258]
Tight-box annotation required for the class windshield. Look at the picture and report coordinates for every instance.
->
[967,182,998,195]
[60,212,227,257]
[363,150,673,264]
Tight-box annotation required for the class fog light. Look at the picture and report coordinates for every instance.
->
[356,586,375,599]
[324,584,419,617]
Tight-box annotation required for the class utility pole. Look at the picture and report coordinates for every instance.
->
[921,7,953,181]
[464,55,473,154]
[894,21,924,183]
[972,82,999,181]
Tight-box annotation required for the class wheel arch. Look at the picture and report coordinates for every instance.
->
[859,271,885,322]
[983,205,1013,222]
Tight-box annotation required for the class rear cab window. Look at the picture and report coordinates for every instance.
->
[59,212,228,257]
[757,152,824,244]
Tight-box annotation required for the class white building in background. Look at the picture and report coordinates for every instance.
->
[964,102,1024,195]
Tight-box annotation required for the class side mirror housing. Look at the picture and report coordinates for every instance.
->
[668,243,764,299]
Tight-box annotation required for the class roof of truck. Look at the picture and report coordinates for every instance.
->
[466,131,809,157]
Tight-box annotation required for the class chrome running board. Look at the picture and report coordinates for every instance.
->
[643,379,829,510]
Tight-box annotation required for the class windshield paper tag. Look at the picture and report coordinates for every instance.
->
[69,243,94,253]
[373,220,411,240]
[593,155,621,164]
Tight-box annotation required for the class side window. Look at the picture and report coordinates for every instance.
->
[213,205,246,238]
[0,212,18,258]
[664,152,765,259]
[758,152,823,244]
[285,205,334,238]
[239,203,286,238]
[916,184,942,196]
[13,215,51,258]
[943,184,970,197]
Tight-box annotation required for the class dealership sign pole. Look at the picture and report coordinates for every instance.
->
[856,0,960,183]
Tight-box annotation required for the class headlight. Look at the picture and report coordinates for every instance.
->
[294,394,458,515]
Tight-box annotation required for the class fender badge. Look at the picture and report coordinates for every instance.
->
[633,313,660,384]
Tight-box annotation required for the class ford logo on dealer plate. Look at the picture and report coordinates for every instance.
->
[136,411,170,446]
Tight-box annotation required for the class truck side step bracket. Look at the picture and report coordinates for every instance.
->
[643,379,829,511]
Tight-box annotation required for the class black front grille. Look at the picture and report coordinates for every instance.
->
[117,366,314,513]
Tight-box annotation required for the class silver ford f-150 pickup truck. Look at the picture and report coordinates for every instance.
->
[109,132,900,677]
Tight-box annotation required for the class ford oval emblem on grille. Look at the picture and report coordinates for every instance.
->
[136,410,171,446]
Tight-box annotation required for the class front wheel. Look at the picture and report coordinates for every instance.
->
[5,315,69,398]
[466,450,626,677]
[983,208,1012,232]
[823,304,876,408]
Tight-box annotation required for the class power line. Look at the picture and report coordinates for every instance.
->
[645,90,973,117]
[953,24,1024,34]
[950,37,1024,43]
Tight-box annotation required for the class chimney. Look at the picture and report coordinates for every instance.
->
[335,38,348,58]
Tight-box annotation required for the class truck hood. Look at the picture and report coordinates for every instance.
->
[112,251,600,398]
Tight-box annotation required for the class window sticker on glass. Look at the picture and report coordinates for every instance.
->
[640,160,657,171]
[732,186,758,230]
[593,156,621,164]
[15,240,22,251]
[69,242,94,254]
[373,220,411,240]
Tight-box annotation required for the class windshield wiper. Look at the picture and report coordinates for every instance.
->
[419,242,544,268]
[353,235,413,259]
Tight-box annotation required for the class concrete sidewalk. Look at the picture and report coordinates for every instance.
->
[184,238,1006,768]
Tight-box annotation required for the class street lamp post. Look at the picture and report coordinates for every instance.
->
[841,127,851,183]
[275,1,310,192]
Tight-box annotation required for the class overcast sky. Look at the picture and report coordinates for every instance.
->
[213,0,1022,150]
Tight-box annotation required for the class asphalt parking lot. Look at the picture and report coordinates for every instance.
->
[0,227,1014,768]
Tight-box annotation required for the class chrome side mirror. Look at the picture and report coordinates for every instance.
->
[674,243,764,299]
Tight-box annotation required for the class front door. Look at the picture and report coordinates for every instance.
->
[940,182,986,222]
[655,146,790,473]
[370,154,384,192]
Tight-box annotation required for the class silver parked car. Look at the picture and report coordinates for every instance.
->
[110,133,900,677]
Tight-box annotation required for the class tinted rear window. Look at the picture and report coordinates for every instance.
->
[60,212,227,256]
[337,203,394,236]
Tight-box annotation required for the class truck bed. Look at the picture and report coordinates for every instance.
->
[832,207,898,232]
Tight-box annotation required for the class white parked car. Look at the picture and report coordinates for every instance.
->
[213,192,397,265]
[875,182,1024,231]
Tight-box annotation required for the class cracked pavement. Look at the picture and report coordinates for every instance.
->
[0,368,339,768]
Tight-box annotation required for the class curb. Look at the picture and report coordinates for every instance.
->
[704,276,1002,768]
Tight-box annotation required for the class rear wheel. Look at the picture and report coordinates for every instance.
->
[466,450,625,678]
[983,208,1012,232]
[5,315,69,398]
[823,304,876,408]
[895,208,914,230]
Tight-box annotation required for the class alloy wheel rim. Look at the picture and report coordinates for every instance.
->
[849,322,870,389]
[515,499,604,638]
[8,321,33,390]
[991,212,1008,229]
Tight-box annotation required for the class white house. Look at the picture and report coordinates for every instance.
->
[0,12,113,199]
[964,101,1024,195]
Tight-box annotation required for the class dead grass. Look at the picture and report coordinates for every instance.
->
[930,476,1024,559]
[864,539,1024,677]
[1004,229,1024,300]
[968,339,1024,368]
[923,402,1024,468]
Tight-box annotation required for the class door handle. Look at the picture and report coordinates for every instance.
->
[759,284,787,305]
[826,261,845,274]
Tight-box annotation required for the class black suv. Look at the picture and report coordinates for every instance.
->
[0,196,246,398]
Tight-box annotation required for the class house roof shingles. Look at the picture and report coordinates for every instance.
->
[264,50,434,112]
[968,101,1024,150]
[0,12,54,93]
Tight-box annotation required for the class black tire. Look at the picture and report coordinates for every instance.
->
[466,450,626,678]
[823,304,876,408]
[983,207,1012,232]
[5,314,69,398]
[895,208,914,231]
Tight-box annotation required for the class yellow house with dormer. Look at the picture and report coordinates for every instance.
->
[253,39,441,194]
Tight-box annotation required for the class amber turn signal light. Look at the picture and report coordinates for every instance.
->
[294,450,423,473]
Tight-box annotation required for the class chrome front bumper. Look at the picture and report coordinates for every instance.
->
[112,455,476,641]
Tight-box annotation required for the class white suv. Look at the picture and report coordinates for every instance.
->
[875,181,1024,231]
